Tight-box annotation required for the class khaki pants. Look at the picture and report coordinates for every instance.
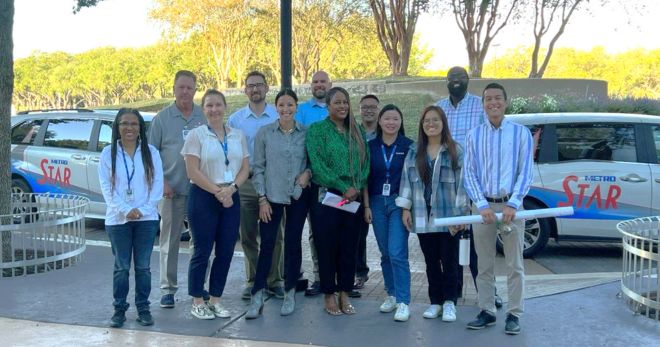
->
[159,194,187,295]
[472,203,525,317]
[239,179,284,288]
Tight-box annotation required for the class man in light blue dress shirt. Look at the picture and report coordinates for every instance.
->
[294,71,332,126]
[227,71,283,300]
[464,83,533,335]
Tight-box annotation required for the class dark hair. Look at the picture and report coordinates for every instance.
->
[201,89,227,107]
[482,82,507,100]
[375,104,405,139]
[245,71,267,85]
[360,94,380,103]
[275,88,298,104]
[415,105,459,185]
[110,108,155,194]
[325,87,367,186]
[174,70,196,84]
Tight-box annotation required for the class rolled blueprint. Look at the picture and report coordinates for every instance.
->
[433,207,574,227]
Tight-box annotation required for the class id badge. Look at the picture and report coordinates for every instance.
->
[224,170,233,182]
[382,183,391,196]
[126,188,134,202]
[182,129,190,140]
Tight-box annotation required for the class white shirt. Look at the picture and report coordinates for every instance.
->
[227,104,278,166]
[181,125,249,184]
[436,93,487,149]
[98,142,164,226]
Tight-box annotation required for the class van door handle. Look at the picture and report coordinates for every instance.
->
[89,156,100,163]
[619,174,647,183]
[655,178,660,183]
[71,154,86,160]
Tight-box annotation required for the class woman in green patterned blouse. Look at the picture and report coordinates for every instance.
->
[306,87,370,316]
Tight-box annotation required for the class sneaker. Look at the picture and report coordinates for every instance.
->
[109,310,126,328]
[505,314,521,335]
[394,303,410,322]
[442,301,457,322]
[190,303,215,320]
[423,304,441,319]
[160,294,175,308]
[208,302,231,318]
[380,296,397,313]
[348,290,362,298]
[467,310,496,330]
[242,286,252,300]
[136,311,154,326]
[304,281,321,297]
[267,286,285,299]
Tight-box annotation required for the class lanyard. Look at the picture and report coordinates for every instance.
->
[381,144,397,182]
[210,125,230,166]
[120,144,136,188]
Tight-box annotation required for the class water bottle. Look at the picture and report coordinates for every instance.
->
[459,232,470,266]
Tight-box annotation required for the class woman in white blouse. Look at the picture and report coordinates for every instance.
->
[98,108,164,328]
[181,89,250,320]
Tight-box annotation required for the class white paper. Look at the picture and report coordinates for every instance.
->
[433,207,574,227]
[321,191,361,214]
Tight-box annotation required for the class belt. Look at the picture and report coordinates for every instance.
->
[485,195,509,203]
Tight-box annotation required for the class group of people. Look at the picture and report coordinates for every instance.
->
[97,66,533,336]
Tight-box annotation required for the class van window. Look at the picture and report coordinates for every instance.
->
[11,120,43,145]
[556,123,637,163]
[653,125,660,163]
[97,121,113,152]
[43,119,95,150]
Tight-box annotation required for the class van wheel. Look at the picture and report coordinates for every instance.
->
[11,178,37,223]
[496,199,551,258]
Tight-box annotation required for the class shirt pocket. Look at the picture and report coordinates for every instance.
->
[439,166,456,183]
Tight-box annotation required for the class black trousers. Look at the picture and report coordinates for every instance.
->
[355,216,370,279]
[417,232,460,305]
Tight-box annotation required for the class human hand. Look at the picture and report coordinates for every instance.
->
[163,182,174,199]
[126,208,142,220]
[259,201,272,223]
[343,187,359,202]
[295,171,311,188]
[502,206,517,224]
[480,208,496,224]
[402,209,413,232]
[364,207,372,224]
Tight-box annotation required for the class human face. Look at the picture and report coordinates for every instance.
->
[118,113,140,143]
[244,75,268,104]
[446,67,469,98]
[379,110,402,137]
[173,75,196,105]
[328,91,350,123]
[483,88,507,123]
[422,110,443,138]
[311,71,332,100]
[276,95,297,123]
[360,98,379,124]
[203,94,227,124]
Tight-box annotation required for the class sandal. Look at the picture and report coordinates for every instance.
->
[339,295,356,315]
[324,294,343,316]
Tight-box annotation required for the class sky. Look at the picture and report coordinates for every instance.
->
[13,0,660,70]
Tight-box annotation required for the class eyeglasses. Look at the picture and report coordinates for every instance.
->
[246,83,266,89]
[360,105,378,110]
[119,122,140,128]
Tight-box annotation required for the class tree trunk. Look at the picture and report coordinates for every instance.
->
[0,0,15,264]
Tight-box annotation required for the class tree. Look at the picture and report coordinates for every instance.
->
[0,0,14,263]
[369,0,429,76]
[448,0,521,77]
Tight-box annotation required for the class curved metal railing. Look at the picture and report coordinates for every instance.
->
[617,216,659,321]
[0,193,89,278]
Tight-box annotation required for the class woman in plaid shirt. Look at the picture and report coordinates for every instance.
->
[396,105,469,322]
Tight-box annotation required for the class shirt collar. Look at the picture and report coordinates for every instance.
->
[247,103,274,119]
[486,117,509,130]
[308,98,327,108]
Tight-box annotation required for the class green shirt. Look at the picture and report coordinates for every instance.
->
[306,118,370,193]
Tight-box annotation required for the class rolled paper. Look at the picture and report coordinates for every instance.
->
[433,207,574,227]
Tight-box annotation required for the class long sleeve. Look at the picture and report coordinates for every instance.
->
[306,125,350,193]
[507,127,534,209]
[252,127,267,196]
[462,129,488,210]
[138,146,164,217]
[98,147,133,218]
[395,151,414,210]
[453,145,469,216]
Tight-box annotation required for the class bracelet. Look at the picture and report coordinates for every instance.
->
[231,182,238,191]
[364,206,370,209]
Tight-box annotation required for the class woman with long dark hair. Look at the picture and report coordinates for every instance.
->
[306,87,370,316]
[396,105,468,322]
[363,104,414,321]
[99,108,163,328]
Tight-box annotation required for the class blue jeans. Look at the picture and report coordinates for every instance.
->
[370,195,411,304]
[106,220,159,312]
[187,184,240,298]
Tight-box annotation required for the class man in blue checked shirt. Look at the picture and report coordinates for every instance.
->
[463,83,533,336]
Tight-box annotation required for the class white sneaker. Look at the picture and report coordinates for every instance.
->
[380,296,397,313]
[191,303,215,320]
[208,302,231,318]
[442,301,457,322]
[394,303,410,322]
[423,304,441,319]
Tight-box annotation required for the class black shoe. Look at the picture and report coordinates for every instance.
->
[495,295,503,309]
[348,290,362,298]
[267,286,286,299]
[202,290,210,302]
[136,311,154,326]
[109,310,126,328]
[466,310,496,330]
[160,294,175,308]
[242,286,253,300]
[305,281,321,297]
[505,314,521,335]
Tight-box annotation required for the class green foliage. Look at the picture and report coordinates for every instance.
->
[505,95,660,115]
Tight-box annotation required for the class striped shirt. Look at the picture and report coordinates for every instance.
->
[395,144,469,234]
[463,118,534,211]
[436,93,487,149]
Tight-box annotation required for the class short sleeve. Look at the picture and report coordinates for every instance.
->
[240,132,249,158]
[181,127,202,158]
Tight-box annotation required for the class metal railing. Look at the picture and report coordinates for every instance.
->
[0,193,89,278]
[618,216,659,321]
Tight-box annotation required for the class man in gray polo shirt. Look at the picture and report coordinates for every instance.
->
[149,70,206,308]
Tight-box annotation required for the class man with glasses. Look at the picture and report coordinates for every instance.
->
[149,70,206,309]
[228,71,284,300]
